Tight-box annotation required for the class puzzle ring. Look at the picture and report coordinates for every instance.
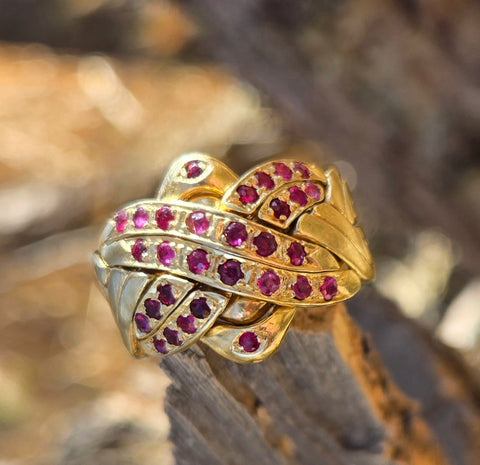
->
[93,153,374,364]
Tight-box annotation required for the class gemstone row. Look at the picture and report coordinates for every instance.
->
[126,237,338,304]
[113,204,317,269]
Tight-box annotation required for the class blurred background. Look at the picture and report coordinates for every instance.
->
[0,1,479,464]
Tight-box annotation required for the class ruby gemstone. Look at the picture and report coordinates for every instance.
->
[187,249,210,274]
[114,210,128,233]
[289,186,308,206]
[144,298,161,319]
[258,270,281,296]
[274,162,293,181]
[185,160,203,178]
[294,162,310,178]
[133,207,148,228]
[239,331,260,352]
[270,198,291,220]
[134,313,151,333]
[163,327,182,346]
[177,315,197,334]
[255,171,275,190]
[320,276,338,301]
[187,211,210,235]
[153,337,168,354]
[190,297,211,319]
[156,206,175,230]
[157,283,176,306]
[292,276,312,300]
[224,222,248,247]
[253,232,278,257]
[287,242,306,266]
[237,185,259,204]
[218,259,244,285]
[131,239,147,262]
[157,241,176,266]
[305,182,321,201]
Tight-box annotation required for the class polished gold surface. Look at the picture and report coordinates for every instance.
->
[93,153,375,363]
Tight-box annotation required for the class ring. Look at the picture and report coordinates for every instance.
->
[93,153,375,363]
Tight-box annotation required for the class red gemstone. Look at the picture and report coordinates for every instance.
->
[187,211,210,235]
[218,259,244,285]
[239,331,260,352]
[258,270,281,296]
[144,298,161,319]
[274,162,292,181]
[134,313,151,333]
[177,315,197,334]
[131,239,147,261]
[292,276,312,300]
[255,171,275,190]
[133,207,148,228]
[287,242,306,266]
[163,327,182,346]
[156,206,175,230]
[270,198,291,220]
[253,232,278,257]
[320,276,338,301]
[157,283,176,306]
[153,337,168,354]
[305,182,321,200]
[187,249,210,274]
[157,241,176,266]
[185,160,203,179]
[294,162,310,178]
[114,210,128,232]
[190,297,211,319]
[224,222,248,247]
[237,185,259,204]
[289,186,308,206]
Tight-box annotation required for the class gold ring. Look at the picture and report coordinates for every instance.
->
[93,153,375,363]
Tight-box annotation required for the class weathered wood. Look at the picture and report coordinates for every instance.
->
[161,304,451,465]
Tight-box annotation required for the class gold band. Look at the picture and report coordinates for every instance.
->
[93,153,374,363]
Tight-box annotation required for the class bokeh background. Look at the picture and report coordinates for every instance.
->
[0,1,479,464]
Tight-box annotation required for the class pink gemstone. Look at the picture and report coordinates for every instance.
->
[144,298,161,319]
[133,207,148,228]
[258,270,281,296]
[270,198,291,220]
[294,162,310,178]
[292,276,312,300]
[153,337,168,354]
[239,331,260,352]
[187,211,210,235]
[156,206,175,230]
[114,210,128,232]
[224,222,248,247]
[289,186,308,206]
[187,249,210,274]
[305,182,321,201]
[253,232,278,257]
[218,259,244,285]
[320,276,338,301]
[157,241,176,266]
[287,242,306,266]
[157,283,176,306]
[274,162,293,181]
[255,171,275,190]
[131,239,147,261]
[190,297,211,319]
[237,185,259,204]
[163,327,182,346]
[134,313,151,333]
[184,160,203,179]
[177,315,197,334]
